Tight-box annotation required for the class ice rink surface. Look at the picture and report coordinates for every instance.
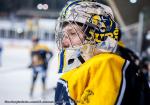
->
[0,40,61,105]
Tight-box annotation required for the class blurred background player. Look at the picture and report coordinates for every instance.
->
[29,36,53,97]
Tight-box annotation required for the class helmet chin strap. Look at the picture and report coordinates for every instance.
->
[77,55,85,64]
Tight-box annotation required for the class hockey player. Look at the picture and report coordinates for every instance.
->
[55,0,149,105]
[29,36,53,97]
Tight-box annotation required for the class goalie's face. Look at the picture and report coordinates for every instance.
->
[62,23,85,48]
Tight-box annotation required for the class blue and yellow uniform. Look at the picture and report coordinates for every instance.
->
[31,44,53,83]
[31,44,51,68]
[55,53,149,105]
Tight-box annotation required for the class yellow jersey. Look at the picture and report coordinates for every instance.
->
[55,53,149,105]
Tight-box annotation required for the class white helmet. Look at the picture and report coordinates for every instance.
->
[55,0,121,50]
[55,0,121,73]
[60,0,114,24]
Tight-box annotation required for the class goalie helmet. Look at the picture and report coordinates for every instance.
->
[55,0,121,73]
[55,0,121,50]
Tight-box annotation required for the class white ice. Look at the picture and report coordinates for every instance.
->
[0,39,61,105]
